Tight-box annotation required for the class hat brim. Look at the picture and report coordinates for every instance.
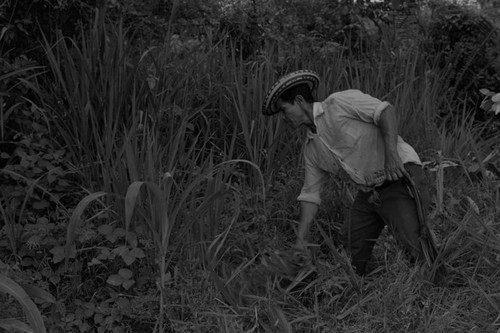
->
[262,70,320,115]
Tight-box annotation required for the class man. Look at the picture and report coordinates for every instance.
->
[262,70,431,275]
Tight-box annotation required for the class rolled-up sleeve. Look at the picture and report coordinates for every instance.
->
[297,150,326,205]
[330,90,391,126]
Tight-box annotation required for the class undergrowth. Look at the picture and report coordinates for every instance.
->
[1,1,500,332]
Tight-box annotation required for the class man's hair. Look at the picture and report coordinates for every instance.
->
[278,83,315,105]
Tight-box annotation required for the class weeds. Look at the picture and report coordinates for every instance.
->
[1,2,500,332]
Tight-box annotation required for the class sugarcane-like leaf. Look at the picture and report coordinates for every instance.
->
[0,318,33,333]
[19,283,56,304]
[0,275,46,333]
[66,192,108,268]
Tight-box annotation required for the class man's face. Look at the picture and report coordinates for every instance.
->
[276,98,305,128]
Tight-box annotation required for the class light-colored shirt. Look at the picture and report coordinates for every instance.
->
[297,89,421,205]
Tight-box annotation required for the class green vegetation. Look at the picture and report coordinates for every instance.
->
[1,0,500,332]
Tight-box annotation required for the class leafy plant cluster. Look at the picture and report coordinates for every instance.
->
[215,0,397,62]
[426,1,500,120]
[0,0,93,61]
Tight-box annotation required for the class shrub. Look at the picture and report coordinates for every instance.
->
[0,0,92,61]
[425,1,500,123]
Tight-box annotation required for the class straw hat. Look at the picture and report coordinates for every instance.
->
[262,70,320,115]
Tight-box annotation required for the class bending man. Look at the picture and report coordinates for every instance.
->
[262,70,430,275]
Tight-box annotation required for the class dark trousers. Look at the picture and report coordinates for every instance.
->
[340,163,429,275]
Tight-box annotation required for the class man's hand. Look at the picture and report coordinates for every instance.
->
[293,201,319,251]
[385,149,410,181]
[293,237,306,251]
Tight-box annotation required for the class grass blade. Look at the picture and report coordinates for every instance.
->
[124,181,169,245]
[65,191,108,268]
[0,275,46,333]
[19,283,56,304]
[0,319,33,333]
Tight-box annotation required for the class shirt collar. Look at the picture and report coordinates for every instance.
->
[306,102,323,140]
[313,101,324,118]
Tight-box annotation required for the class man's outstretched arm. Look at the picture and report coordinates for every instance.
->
[294,201,319,250]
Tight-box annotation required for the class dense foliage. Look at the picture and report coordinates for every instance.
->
[1,0,500,332]
[426,1,500,123]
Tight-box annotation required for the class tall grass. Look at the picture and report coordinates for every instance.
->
[36,9,271,331]
[41,10,150,192]
[0,64,45,142]
[25,5,500,332]
[199,39,500,332]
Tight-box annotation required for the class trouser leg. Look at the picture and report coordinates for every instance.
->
[340,164,429,274]
[341,193,385,275]
[375,164,428,262]
[376,185,422,259]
